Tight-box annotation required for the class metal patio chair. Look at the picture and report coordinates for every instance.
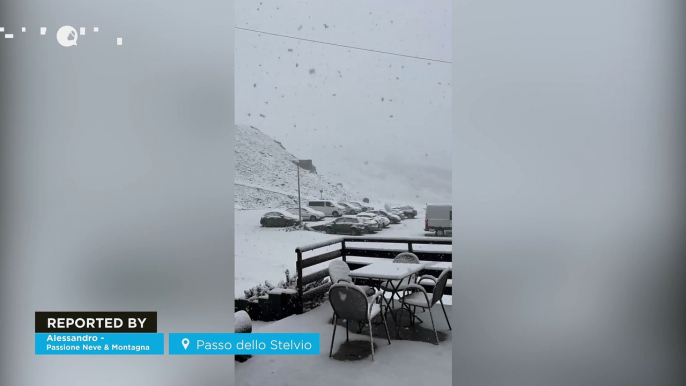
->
[328,260,377,332]
[329,283,391,362]
[379,252,421,312]
[396,268,452,345]
[328,260,376,296]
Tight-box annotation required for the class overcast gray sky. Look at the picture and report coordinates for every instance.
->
[236,0,451,205]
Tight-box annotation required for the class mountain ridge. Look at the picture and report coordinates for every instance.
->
[235,124,360,210]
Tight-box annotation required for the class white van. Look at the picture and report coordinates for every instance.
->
[307,200,346,217]
[425,203,452,236]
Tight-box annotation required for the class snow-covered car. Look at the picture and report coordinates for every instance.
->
[358,216,380,232]
[307,200,346,217]
[357,212,390,228]
[345,202,364,212]
[337,202,359,215]
[286,207,325,221]
[392,205,417,219]
[370,209,401,224]
[391,209,407,219]
[350,201,374,212]
[260,210,300,227]
[325,216,378,235]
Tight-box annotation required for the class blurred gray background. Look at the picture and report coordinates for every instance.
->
[0,1,234,385]
[453,0,685,385]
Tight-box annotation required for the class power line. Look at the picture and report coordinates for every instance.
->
[235,27,452,64]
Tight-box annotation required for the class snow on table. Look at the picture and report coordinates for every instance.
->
[348,261,430,281]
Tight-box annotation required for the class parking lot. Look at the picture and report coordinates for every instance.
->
[234,208,443,295]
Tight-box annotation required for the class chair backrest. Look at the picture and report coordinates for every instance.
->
[393,252,420,285]
[393,252,420,264]
[431,268,451,306]
[329,283,369,321]
[328,260,351,284]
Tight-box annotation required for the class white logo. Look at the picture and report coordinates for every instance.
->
[56,26,78,47]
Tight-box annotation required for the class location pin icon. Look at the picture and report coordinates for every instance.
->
[182,338,190,350]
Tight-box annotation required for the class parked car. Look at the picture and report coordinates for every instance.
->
[286,206,325,221]
[360,216,381,232]
[425,203,452,236]
[370,209,401,224]
[345,202,364,212]
[307,200,346,217]
[357,212,390,228]
[260,210,300,227]
[325,216,378,235]
[337,202,359,215]
[391,209,407,219]
[392,205,418,219]
[350,201,374,212]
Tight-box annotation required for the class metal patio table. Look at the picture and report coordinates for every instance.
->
[348,261,430,332]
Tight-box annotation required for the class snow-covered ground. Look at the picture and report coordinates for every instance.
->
[234,208,449,296]
[236,299,452,386]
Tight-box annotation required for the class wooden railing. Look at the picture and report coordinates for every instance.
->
[294,236,452,314]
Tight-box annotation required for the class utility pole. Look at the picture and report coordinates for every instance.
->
[296,160,302,227]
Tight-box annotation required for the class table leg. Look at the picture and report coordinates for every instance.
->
[386,281,405,337]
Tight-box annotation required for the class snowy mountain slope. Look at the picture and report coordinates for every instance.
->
[235,124,360,209]
[235,2,452,207]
